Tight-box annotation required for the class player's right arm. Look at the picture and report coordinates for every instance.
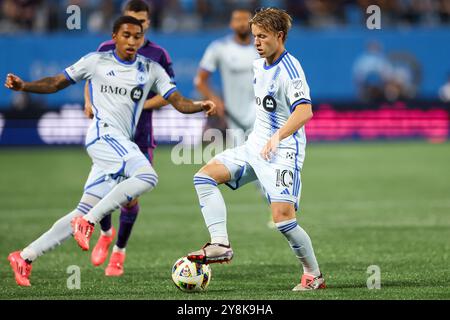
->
[194,69,225,117]
[194,41,225,117]
[4,73,71,93]
[83,81,94,119]
[82,43,111,119]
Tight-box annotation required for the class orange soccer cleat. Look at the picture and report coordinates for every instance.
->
[91,227,116,266]
[105,251,126,277]
[8,251,32,287]
[71,216,95,251]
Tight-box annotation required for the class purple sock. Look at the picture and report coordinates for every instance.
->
[99,214,112,232]
[116,203,139,249]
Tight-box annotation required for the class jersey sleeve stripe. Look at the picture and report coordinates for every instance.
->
[290,98,312,113]
[163,87,177,100]
[286,54,300,78]
[63,70,76,84]
[281,59,294,79]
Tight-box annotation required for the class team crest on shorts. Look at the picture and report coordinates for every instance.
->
[263,95,277,112]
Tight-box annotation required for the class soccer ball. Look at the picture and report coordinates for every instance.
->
[171,256,212,292]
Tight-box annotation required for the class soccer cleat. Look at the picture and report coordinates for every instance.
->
[105,251,126,277]
[71,216,95,251]
[8,251,32,287]
[292,273,326,291]
[91,227,116,266]
[187,242,233,264]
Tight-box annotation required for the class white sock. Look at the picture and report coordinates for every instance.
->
[113,245,126,253]
[101,228,113,237]
[276,218,320,277]
[21,194,100,262]
[84,166,157,224]
[20,248,37,262]
[194,173,229,246]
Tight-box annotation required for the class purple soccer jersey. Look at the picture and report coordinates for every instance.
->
[96,39,175,163]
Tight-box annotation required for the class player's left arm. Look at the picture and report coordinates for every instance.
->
[166,91,216,115]
[143,50,177,110]
[260,104,313,160]
[143,95,169,110]
[152,61,215,115]
[5,73,71,93]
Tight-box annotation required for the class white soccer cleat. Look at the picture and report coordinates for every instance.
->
[292,273,326,291]
[187,242,233,264]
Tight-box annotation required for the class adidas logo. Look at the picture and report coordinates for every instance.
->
[281,188,290,195]
[106,70,116,76]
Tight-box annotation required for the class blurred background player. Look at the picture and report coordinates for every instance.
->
[84,0,175,277]
[187,8,325,291]
[195,7,259,145]
[6,16,216,287]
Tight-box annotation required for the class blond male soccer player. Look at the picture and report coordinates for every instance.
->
[186,8,325,291]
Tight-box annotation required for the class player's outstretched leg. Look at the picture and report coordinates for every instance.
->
[104,200,139,276]
[8,193,100,286]
[72,165,157,251]
[187,163,234,264]
[272,203,325,291]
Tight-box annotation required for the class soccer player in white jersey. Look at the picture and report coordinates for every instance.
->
[195,8,259,137]
[4,16,216,287]
[196,8,278,228]
[186,8,325,291]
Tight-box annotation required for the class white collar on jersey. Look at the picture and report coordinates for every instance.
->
[113,49,137,65]
[263,50,288,70]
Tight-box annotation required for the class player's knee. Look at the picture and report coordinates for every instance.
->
[271,203,296,223]
[197,161,230,184]
[133,166,159,189]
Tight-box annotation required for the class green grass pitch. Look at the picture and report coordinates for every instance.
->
[0,142,449,300]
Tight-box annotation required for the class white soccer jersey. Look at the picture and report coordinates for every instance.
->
[199,35,259,130]
[64,50,176,141]
[247,51,312,169]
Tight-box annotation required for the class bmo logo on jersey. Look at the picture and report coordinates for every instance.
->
[100,85,127,96]
[256,95,277,112]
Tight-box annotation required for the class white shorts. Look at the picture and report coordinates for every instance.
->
[214,143,302,210]
[83,124,153,199]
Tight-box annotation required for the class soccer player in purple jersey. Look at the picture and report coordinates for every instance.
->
[83,0,175,277]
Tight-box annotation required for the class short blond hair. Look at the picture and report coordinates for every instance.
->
[249,8,293,43]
